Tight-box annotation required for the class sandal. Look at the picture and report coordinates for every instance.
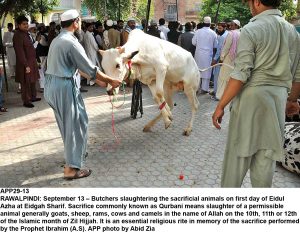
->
[64,168,92,180]
[0,107,8,112]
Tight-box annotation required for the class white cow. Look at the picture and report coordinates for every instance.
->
[100,29,200,136]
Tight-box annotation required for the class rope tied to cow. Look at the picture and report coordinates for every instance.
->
[131,79,143,119]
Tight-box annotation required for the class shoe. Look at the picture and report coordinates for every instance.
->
[23,103,34,108]
[209,91,215,96]
[64,168,92,180]
[80,88,88,92]
[31,97,41,102]
[211,95,219,101]
[0,107,8,112]
[197,90,208,95]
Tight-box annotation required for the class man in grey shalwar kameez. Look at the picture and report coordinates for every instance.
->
[45,10,121,180]
[212,0,300,187]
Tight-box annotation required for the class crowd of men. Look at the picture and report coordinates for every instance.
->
[0,14,241,110]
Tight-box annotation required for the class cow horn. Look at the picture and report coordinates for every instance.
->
[118,47,125,54]
[128,51,139,59]
[98,50,105,56]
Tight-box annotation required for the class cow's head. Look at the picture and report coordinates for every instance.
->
[99,48,139,95]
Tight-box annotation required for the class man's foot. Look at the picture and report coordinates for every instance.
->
[209,91,215,96]
[23,103,34,108]
[31,97,42,102]
[64,168,92,180]
[80,88,88,93]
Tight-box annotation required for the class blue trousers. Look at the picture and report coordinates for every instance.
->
[44,74,88,169]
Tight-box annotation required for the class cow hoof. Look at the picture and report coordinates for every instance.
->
[165,121,172,129]
[183,129,192,136]
[143,126,152,132]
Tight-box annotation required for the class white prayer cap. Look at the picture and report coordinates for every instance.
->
[106,19,113,27]
[61,9,79,22]
[204,16,211,24]
[232,19,241,27]
[29,23,36,29]
[150,19,157,26]
[127,18,135,22]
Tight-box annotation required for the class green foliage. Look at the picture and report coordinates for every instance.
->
[0,0,58,18]
[83,0,153,21]
[135,0,154,22]
[200,0,297,26]
[83,0,131,20]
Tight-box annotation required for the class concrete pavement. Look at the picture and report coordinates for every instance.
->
[0,80,299,188]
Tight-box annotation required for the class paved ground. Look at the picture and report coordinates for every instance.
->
[0,78,299,188]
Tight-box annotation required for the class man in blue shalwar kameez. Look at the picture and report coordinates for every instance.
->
[45,10,121,180]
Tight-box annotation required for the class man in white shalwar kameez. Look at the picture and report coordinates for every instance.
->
[3,23,16,78]
[83,23,99,85]
[192,16,218,94]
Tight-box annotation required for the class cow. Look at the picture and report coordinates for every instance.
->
[100,29,200,136]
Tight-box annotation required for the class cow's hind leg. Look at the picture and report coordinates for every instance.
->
[183,84,199,136]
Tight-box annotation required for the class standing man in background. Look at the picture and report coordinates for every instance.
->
[3,23,16,79]
[158,18,170,40]
[192,16,218,94]
[13,16,40,108]
[121,18,136,45]
[210,22,228,100]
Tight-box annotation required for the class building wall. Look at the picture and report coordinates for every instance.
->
[154,0,202,23]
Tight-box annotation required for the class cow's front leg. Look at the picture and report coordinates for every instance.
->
[147,82,172,129]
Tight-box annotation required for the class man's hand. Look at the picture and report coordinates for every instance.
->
[212,106,224,129]
[286,101,299,117]
[109,79,122,89]
[25,67,31,73]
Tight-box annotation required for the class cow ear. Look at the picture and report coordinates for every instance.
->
[99,50,105,56]
[128,51,139,59]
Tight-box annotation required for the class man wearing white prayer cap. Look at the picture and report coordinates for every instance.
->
[232,19,241,28]
[203,16,211,24]
[44,9,121,180]
[192,16,218,94]
[121,17,136,45]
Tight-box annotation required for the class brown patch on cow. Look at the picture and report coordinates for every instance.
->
[175,81,184,91]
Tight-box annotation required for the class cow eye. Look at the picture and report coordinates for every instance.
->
[116,64,120,69]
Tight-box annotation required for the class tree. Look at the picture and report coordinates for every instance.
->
[83,0,131,20]
[83,0,153,21]
[135,0,154,22]
[200,0,297,26]
[0,0,58,18]
[0,0,58,26]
